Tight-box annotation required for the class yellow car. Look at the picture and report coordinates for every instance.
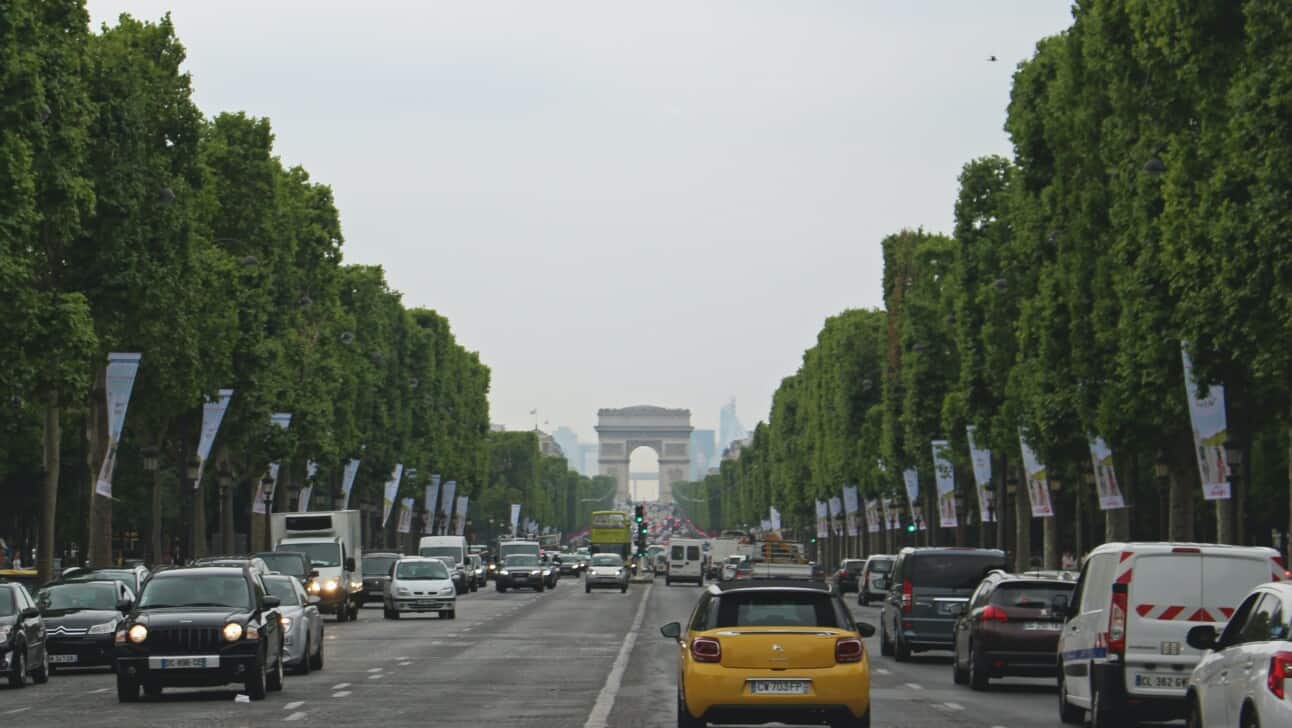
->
[660,580,875,727]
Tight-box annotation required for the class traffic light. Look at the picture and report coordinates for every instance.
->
[906,522,916,534]
[810,536,817,544]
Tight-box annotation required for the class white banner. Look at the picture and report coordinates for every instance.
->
[828,496,843,535]
[843,485,860,536]
[815,500,829,538]
[510,503,521,534]
[865,498,881,534]
[967,425,995,522]
[297,485,313,512]
[382,464,404,527]
[1019,432,1054,517]
[1182,347,1232,500]
[769,506,781,532]
[341,459,360,510]
[881,496,899,531]
[397,497,414,533]
[454,495,469,536]
[94,352,143,498]
[1089,436,1126,510]
[902,469,920,522]
[423,475,441,534]
[932,440,958,528]
[440,480,457,516]
[192,389,234,489]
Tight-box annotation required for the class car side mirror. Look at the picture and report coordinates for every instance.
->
[345,557,356,572]
[660,622,682,640]
[20,607,40,620]
[262,595,281,609]
[1051,593,1071,617]
[307,595,321,605]
[116,599,133,614]
[857,622,877,638]
[1187,625,1218,651]
[309,569,319,579]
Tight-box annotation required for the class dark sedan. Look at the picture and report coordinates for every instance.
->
[255,551,317,587]
[951,571,1074,689]
[360,552,402,605]
[1,581,49,687]
[494,555,547,593]
[553,553,584,577]
[37,580,133,671]
[834,558,865,593]
[59,566,149,599]
[114,566,285,701]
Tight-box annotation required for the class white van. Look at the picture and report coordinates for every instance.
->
[418,535,471,594]
[1056,542,1284,726]
[666,538,706,586]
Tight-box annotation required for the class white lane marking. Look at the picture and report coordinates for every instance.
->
[331,682,350,689]
[368,674,383,680]
[366,667,382,673]
[91,687,111,694]
[284,701,304,710]
[332,691,352,698]
[5,707,32,715]
[430,641,443,646]
[582,583,653,728]
[398,661,412,667]
[284,711,307,721]
[874,667,891,675]
[943,702,965,711]
[904,682,923,690]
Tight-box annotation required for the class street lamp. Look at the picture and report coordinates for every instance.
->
[142,446,161,565]
[218,463,234,554]
[261,474,275,550]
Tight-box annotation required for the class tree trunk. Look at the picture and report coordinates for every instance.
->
[1216,498,1233,544]
[1074,477,1084,560]
[1014,472,1031,572]
[150,467,163,565]
[997,452,1009,556]
[1043,515,1057,569]
[38,391,60,585]
[1169,450,1193,541]
[220,462,235,554]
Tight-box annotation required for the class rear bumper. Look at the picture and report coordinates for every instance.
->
[47,636,116,668]
[1094,662,1188,721]
[683,663,870,720]
[896,620,954,650]
[980,649,1058,677]
[700,704,866,725]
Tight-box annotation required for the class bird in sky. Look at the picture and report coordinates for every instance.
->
[988,55,998,62]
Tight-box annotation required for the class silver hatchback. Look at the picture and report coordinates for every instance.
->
[263,574,325,673]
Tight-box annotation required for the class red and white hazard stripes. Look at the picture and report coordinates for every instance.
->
[1133,604,1235,622]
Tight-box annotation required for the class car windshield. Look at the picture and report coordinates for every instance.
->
[910,554,1004,589]
[139,574,251,609]
[0,589,16,616]
[37,582,118,611]
[591,555,622,567]
[397,561,450,580]
[868,559,893,574]
[714,591,842,628]
[418,546,461,560]
[278,543,342,568]
[363,556,399,576]
[258,553,306,577]
[264,577,302,606]
[504,555,539,567]
[991,582,1074,608]
[500,544,538,558]
[726,556,745,564]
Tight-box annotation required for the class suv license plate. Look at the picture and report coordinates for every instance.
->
[1133,673,1188,690]
[750,680,810,695]
[50,654,78,664]
[150,656,219,670]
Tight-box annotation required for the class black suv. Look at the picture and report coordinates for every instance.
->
[114,566,285,701]
[879,547,1007,661]
[1,581,49,687]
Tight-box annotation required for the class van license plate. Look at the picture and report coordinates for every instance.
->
[750,680,810,695]
[1133,673,1188,690]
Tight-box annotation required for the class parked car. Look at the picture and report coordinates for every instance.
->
[0,580,49,687]
[36,579,134,671]
[255,551,316,587]
[495,555,546,593]
[1185,581,1292,728]
[114,565,285,701]
[584,554,629,593]
[950,570,1074,689]
[834,559,866,593]
[858,555,894,606]
[361,552,402,605]
[262,574,324,673]
[659,580,874,727]
[383,557,456,620]
[1056,542,1284,727]
[879,547,1007,661]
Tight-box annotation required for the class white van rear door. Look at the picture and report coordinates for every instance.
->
[1125,553,1202,695]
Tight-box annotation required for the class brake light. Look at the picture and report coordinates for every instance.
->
[1108,584,1128,656]
[691,637,721,663]
[901,580,913,614]
[1268,651,1292,699]
[838,569,848,578]
[981,605,1009,623]
[835,637,863,663]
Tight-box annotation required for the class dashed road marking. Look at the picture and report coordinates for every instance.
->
[332,691,352,698]
[284,701,304,710]
[904,682,923,690]
[284,711,307,721]
[366,667,382,673]
[943,702,965,711]
[4,707,32,715]
[398,661,412,667]
[583,583,653,728]
[368,674,383,680]
[90,687,111,694]
[331,682,350,690]
[874,667,891,675]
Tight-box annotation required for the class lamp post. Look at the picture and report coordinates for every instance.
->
[1226,443,1244,545]
[187,455,204,558]
[218,463,234,554]
[261,474,275,551]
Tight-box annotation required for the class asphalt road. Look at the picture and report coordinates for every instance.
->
[0,577,1161,727]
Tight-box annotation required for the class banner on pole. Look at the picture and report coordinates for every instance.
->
[510,504,521,534]
[967,425,995,522]
[865,499,881,534]
[828,496,843,536]
[843,485,860,536]
[882,496,899,531]
[815,501,829,538]
[341,459,360,510]
[397,497,414,533]
[382,464,403,527]
[423,475,442,534]
[193,389,233,489]
[1089,437,1126,510]
[1019,433,1054,517]
[440,480,457,534]
[1182,347,1232,500]
[769,506,782,532]
[932,440,958,528]
[454,495,469,536]
[901,468,920,523]
[95,352,143,498]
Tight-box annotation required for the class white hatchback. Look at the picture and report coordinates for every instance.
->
[383,557,457,620]
[1186,581,1292,728]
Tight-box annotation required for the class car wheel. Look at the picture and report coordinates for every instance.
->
[446,610,456,620]
[385,608,400,620]
[266,643,285,692]
[1058,669,1083,725]
[968,642,989,690]
[496,585,506,593]
[7,648,25,688]
[245,649,268,700]
[470,582,478,593]
[116,672,139,702]
[620,584,628,593]
[143,681,163,698]
[298,637,312,675]
[1088,680,1127,728]
[952,646,969,685]
[1240,704,1261,728]
[349,601,361,620]
[879,622,894,658]
[335,602,347,623]
[309,635,324,671]
[676,685,704,728]
[31,648,49,684]
[894,628,911,662]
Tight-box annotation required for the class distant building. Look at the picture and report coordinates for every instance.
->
[580,444,599,478]
[689,429,716,481]
[535,429,564,458]
[552,426,582,472]
[719,398,748,453]
[490,423,507,432]
[723,436,753,462]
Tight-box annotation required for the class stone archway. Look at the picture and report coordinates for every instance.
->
[595,406,692,504]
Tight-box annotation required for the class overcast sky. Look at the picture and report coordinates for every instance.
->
[89,1,1073,447]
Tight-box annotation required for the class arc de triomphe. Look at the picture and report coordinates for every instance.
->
[595,406,692,504]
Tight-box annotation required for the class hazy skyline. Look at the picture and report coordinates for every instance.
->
[88,1,1074,442]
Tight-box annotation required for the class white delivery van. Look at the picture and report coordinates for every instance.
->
[272,510,364,622]
[418,535,471,594]
[1056,542,1284,727]
[666,538,706,586]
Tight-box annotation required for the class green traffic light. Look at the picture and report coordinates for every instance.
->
[906,524,916,533]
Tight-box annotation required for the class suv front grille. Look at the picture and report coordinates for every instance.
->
[148,627,223,653]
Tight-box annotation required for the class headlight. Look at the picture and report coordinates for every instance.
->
[221,622,244,642]
[279,617,293,632]
[322,578,339,592]
[128,624,148,644]
[439,588,455,596]
[87,620,118,635]
[499,570,509,576]
[307,580,321,594]
[397,587,411,596]
[488,564,496,571]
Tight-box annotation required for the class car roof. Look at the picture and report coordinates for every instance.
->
[364,552,404,558]
[1085,542,1279,558]
[898,547,1006,556]
[153,566,248,577]
[710,579,832,595]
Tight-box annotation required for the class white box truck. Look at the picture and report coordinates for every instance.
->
[271,510,363,622]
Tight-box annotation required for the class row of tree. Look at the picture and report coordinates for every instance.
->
[698,0,1292,568]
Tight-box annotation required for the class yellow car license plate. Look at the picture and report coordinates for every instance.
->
[749,679,810,695]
